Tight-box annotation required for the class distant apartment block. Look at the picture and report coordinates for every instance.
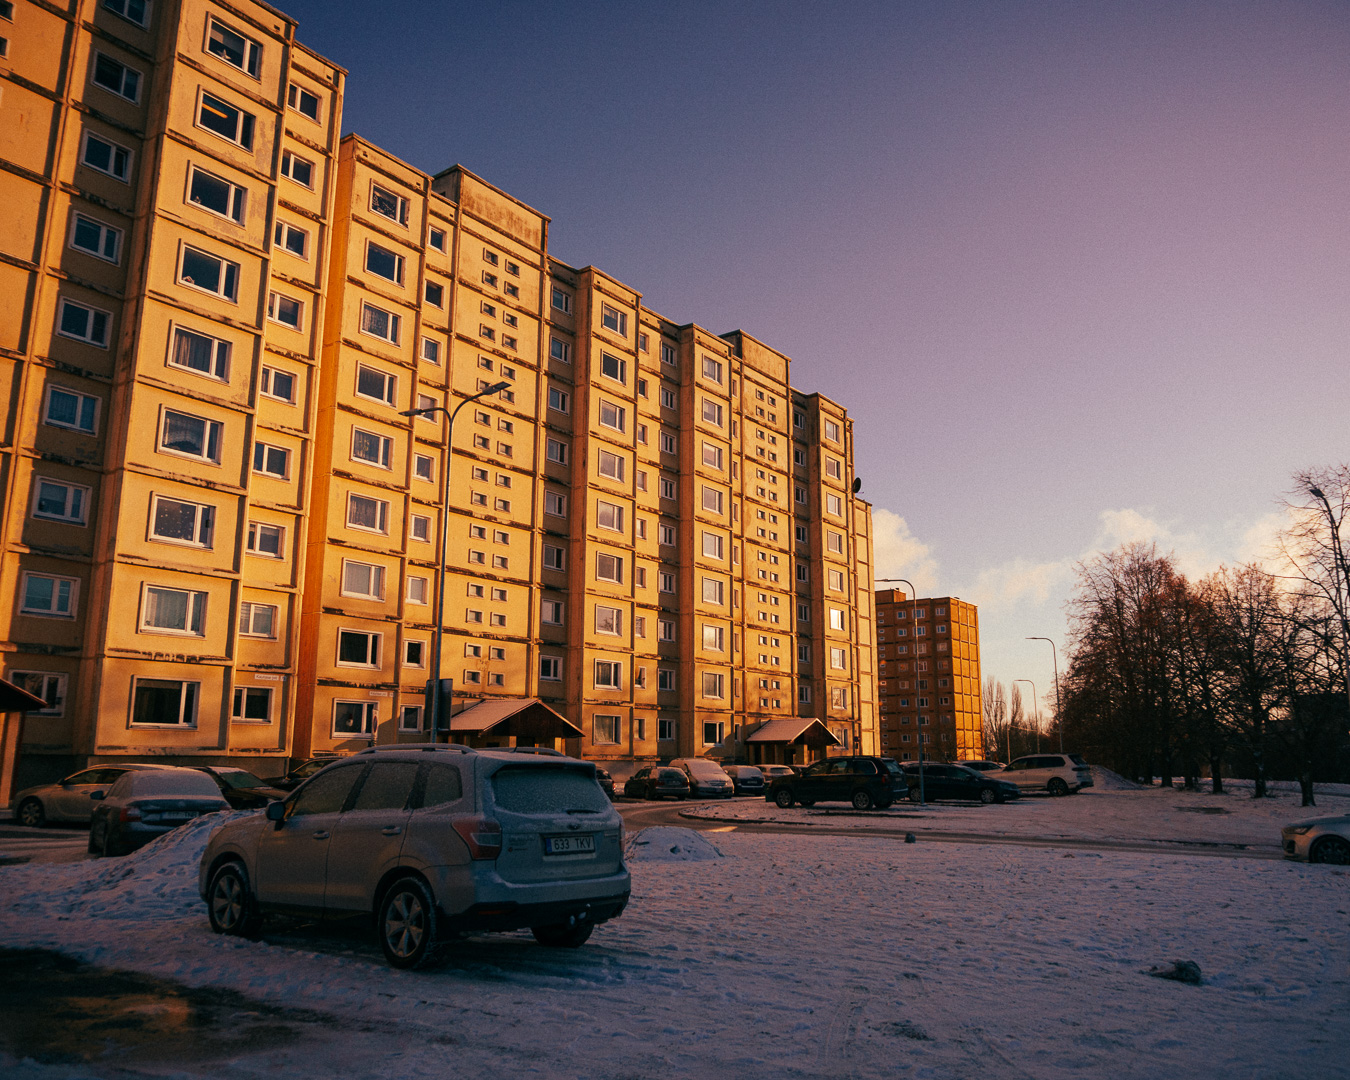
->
[0,0,877,787]
[874,591,983,761]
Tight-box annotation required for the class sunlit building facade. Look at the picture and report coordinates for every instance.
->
[0,0,876,785]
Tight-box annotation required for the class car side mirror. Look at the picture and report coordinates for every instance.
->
[266,800,286,822]
[89,790,105,801]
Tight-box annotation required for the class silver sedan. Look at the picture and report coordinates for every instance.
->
[1281,814,1350,864]
[13,764,172,827]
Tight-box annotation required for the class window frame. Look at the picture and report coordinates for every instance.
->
[131,678,200,729]
[79,129,132,182]
[205,15,261,78]
[19,572,79,618]
[195,89,255,151]
[138,583,208,637]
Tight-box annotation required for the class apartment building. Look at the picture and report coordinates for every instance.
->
[0,0,343,782]
[874,591,984,761]
[0,0,876,787]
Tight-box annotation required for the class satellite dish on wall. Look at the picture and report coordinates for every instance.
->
[852,477,862,494]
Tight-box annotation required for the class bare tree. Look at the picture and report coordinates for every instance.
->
[983,676,1009,763]
[1284,467,1350,721]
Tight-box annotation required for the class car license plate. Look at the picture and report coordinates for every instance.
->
[544,834,595,855]
[162,811,196,820]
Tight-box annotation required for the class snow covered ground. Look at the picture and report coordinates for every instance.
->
[1,792,1348,1079]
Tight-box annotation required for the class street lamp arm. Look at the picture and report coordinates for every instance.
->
[876,577,924,803]
[1027,636,1063,753]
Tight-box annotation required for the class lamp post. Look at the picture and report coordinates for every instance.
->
[1014,679,1040,754]
[1027,637,1063,753]
[401,380,511,742]
[1307,485,1350,721]
[877,577,924,805]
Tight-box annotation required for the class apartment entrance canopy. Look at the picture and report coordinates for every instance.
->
[745,718,841,749]
[448,698,584,741]
[0,677,53,808]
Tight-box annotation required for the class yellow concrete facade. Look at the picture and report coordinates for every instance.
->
[1,0,877,785]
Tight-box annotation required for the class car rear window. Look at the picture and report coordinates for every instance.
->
[1069,754,1088,766]
[211,769,264,790]
[880,759,905,777]
[128,770,221,797]
[657,769,685,781]
[490,765,610,814]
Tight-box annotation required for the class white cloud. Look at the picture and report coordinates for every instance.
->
[871,507,939,595]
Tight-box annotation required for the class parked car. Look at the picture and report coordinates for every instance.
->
[89,768,230,856]
[590,765,616,800]
[623,767,691,800]
[1003,754,1094,796]
[1281,814,1350,864]
[766,756,906,810]
[262,755,341,792]
[756,764,797,785]
[192,767,288,809]
[199,746,630,969]
[670,758,734,799]
[961,760,1006,774]
[13,763,173,827]
[722,765,766,796]
[903,763,1020,804]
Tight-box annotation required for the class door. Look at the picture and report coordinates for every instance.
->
[51,768,126,821]
[255,763,366,911]
[323,762,418,913]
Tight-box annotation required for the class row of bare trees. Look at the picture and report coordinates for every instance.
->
[981,678,1048,763]
[1058,468,1350,804]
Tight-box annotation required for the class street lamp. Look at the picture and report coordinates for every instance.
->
[1014,679,1040,754]
[401,380,511,742]
[1307,485,1350,721]
[1027,637,1063,753]
[877,577,924,805]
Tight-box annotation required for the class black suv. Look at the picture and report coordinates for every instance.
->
[766,756,905,810]
[903,762,1020,804]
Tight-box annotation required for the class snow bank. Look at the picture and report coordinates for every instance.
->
[0,810,252,921]
[1092,765,1143,790]
[625,826,723,861]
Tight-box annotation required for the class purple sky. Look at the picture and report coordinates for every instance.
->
[285,0,1350,719]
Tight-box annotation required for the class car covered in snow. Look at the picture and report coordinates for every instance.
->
[89,767,230,856]
[669,758,734,799]
[200,746,630,969]
[623,766,690,800]
[1002,753,1094,796]
[1281,814,1350,864]
[721,765,766,796]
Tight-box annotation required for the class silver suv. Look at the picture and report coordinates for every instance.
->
[199,746,629,968]
[1003,753,1093,796]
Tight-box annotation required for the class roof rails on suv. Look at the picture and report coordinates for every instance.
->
[355,744,477,755]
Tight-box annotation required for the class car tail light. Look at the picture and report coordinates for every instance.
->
[120,805,142,822]
[452,816,503,860]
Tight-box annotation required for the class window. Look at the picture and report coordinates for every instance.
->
[597,450,625,482]
[702,577,724,605]
[404,639,426,667]
[280,151,314,188]
[702,531,724,559]
[44,386,100,433]
[827,531,845,554]
[20,573,78,618]
[548,386,570,414]
[595,605,623,636]
[406,514,431,544]
[598,399,626,432]
[259,366,295,403]
[407,576,429,605]
[265,292,303,330]
[179,246,239,301]
[542,599,564,625]
[350,428,392,469]
[91,52,141,103]
[139,585,206,635]
[829,569,845,591]
[701,486,724,514]
[197,92,255,150]
[332,701,376,737]
[359,302,401,345]
[660,431,678,455]
[546,438,568,465]
[539,655,562,681]
[831,647,848,670]
[831,686,847,710]
[545,490,567,517]
[702,442,723,470]
[826,457,843,480]
[9,671,66,717]
[702,672,725,700]
[424,280,444,308]
[596,500,624,532]
[337,629,380,667]
[252,442,289,478]
[287,83,320,121]
[702,399,724,427]
[660,387,676,410]
[660,572,676,593]
[132,679,199,728]
[356,365,396,406]
[365,242,404,284]
[159,409,220,462]
[245,521,283,558]
[238,602,277,639]
[549,337,571,363]
[594,714,621,744]
[346,493,389,533]
[702,624,725,652]
[32,478,89,525]
[551,287,572,313]
[659,523,676,546]
[600,353,626,383]
[80,130,132,182]
[420,337,442,366]
[594,661,622,689]
[543,545,565,571]
[413,454,434,482]
[463,669,482,684]
[149,495,213,547]
[829,608,846,631]
[595,552,624,583]
[104,0,148,27]
[824,418,841,442]
[653,667,676,694]
[370,184,408,226]
[57,300,110,348]
[659,619,675,642]
[274,220,309,259]
[702,355,723,384]
[597,303,627,337]
[69,213,121,262]
[428,227,447,252]
[397,705,422,733]
[206,17,260,76]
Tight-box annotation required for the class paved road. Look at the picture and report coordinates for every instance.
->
[0,824,89,865]
[616,798,1286,861]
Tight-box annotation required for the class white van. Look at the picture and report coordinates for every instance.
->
[669,758,734,799]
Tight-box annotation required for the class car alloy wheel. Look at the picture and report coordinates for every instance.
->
[851,790,874,811]
[1048,778,1069,797]
[774,788,795,808]
[17,798,45,829]
[207,862,263,938]
[379,877,438,969]
[1310,836,1350,865]
[979,788,997,804]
